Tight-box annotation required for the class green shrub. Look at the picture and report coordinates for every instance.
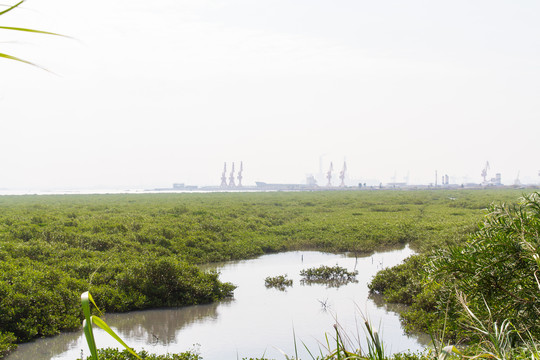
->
[264,274,293,290]
[372,192,540,344]
[80,348,201,360]
[113,258,235,308]
[368,255,425,305]
[428,192,540,337]
[300,265,358,287]
[0,259,85,341]
[0,331,17,358]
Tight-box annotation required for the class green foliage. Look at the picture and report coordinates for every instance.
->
[0,258,86,341]
[80,348,202,360]
[265,274,293,290]
[364,321,385,360]
[367,255,463,339]
[81,291,142,360]
[428,192,540,338]
[368,255,425,305]
[370,191,540,348]
[389,353,428,360]
[114,259,235,308]
[0,332,17,358]
[0,189,528,353]
[292,320,538,360]
[300,265,358,287]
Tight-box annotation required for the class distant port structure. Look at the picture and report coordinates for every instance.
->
[220,162,244,189]
[151,160,539,192]
[218,161,348,191]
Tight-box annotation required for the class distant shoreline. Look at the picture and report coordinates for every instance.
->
[0,183,537,196]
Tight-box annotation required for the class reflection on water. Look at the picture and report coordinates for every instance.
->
[5,331,82,360]
[370,292,409,313]
[300,278,359,288]
[8,246,427,360]
[369,293,431,346]
[6,301,225,360]
[98,301,229,346]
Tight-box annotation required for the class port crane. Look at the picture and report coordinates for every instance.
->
[339,161,347,187]
[514,171,521,186]
[237,162,243,187]
[229,162,236,187]
[326,162,333,187]
[220,163,228,187]
[481,161,490,183]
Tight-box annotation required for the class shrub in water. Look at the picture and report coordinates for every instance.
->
[264,274,293,290]
[300,265,358,287]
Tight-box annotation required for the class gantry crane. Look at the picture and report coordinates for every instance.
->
[220,163,228,187]
[326,162,333,187]
[237,162,243,187]
[481,161,490,183]
[229,162,236,187]
[339,161,347,187]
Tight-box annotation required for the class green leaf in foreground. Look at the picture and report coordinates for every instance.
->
[91,316,141,359]
[81,292,99,360]
[81,291,141,360]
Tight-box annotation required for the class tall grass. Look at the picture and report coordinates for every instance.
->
[297,314,537,360]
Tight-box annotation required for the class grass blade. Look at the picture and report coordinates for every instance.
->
[0,25,66,37]
[301,340,317,360]
[1,0,67,70]
[0,52,47,70]
[0,0,23,16]
[292,327,299,360]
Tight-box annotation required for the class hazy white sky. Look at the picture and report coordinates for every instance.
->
[1,0,539,190]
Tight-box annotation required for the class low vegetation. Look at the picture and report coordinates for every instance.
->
[264,275,293,290]
[0,188,533,357]
[79,348,201,360]
[300,265,358,287]
[369,191,540,357]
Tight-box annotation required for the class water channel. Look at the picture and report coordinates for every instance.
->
[7,246,428,360]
